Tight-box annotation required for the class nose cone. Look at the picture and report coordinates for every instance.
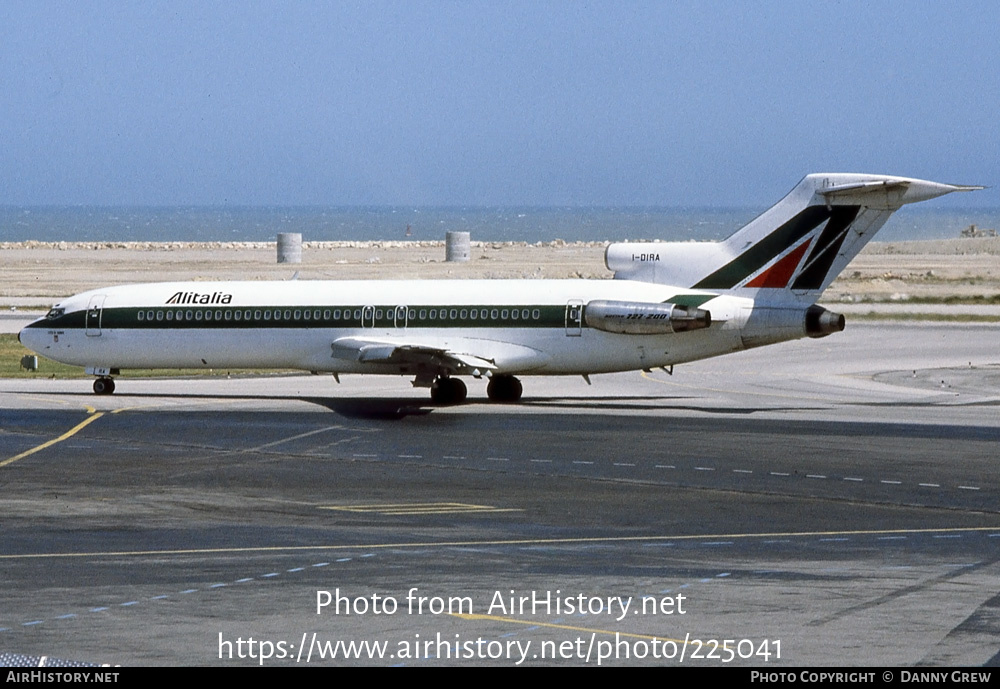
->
[18,319,44,351]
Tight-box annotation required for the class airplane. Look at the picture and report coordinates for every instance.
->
[18,173,981,404]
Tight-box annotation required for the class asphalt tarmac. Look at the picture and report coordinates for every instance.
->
[2,322,999,666]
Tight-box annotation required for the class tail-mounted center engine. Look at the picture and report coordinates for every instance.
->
[805,305,845,338]
[739,303,846,349]
[584,300,711,335]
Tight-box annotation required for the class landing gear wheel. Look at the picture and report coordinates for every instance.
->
[487,375,522,403]
[430,377,467,405]
[93,377,115,395]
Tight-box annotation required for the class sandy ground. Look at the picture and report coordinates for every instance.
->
[2,237,999,308]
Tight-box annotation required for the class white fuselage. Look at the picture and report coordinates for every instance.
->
[20,278,771,377]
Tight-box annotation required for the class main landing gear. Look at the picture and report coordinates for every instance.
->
[430,376,467,405]
[486,374,523,403]
[93,377,116,395]
[428,374,524,405]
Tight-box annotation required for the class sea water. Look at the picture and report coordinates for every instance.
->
[1,206,998,244]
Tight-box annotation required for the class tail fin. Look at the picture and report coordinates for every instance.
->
[607,173,982,302]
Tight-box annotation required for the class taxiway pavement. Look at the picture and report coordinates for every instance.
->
[2,323,999,666]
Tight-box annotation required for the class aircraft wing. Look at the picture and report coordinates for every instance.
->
[331,336,500,375]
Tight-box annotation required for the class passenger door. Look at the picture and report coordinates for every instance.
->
[85,295,106,337]
[565,299,583,336]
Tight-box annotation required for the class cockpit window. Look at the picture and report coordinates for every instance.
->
[46,307,65,319]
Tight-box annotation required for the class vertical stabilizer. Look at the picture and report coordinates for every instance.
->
[606,174,982,303]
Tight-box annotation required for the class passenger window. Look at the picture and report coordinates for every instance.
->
[294,310,301,320]
[137,311,144,321]
[195,311,203,321]
[450,309,458,319]
[460,309,468,319]
[491,309,499,319]
[166,311,174,321]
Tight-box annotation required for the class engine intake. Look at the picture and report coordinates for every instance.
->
[585,300,711,335]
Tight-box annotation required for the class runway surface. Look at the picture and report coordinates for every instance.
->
[2,322,999,666]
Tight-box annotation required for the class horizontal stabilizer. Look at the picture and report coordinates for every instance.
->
[817,178,984,208]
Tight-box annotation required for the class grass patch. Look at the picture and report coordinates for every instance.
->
[830,294,1000,305]
[848,313,1000,323]
[879,294,1000,305]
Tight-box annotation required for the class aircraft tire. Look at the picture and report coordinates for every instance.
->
[487,375,522,403]
[93,377,115,395]
[431,377,467,405]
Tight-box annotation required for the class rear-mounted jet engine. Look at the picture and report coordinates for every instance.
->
[584,300,712,335]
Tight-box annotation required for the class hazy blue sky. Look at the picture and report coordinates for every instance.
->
[2,1,997,206]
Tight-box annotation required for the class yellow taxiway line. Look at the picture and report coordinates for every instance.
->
[1,408,105,468]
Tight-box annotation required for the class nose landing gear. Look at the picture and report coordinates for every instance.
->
[93,377,116,395]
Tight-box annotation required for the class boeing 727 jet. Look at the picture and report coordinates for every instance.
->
[19,173,980,404]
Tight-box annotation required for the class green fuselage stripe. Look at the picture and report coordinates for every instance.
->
[36,304,576,331]
[665,294,715,308]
